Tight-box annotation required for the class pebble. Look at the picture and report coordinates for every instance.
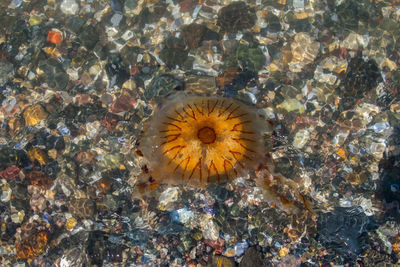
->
[369,121,391,133]
[23,104,48,127]
[202,219,220,241]
[0,61,15,85]
[29,15,42,26]
[68,198,96,219]
[65,217,77,231]
[2,96,17,114]
[60,0,79,15]
[16,231,49,259]
[279,246,289,258]
[11,210,25,224]
[212,255,235,267]
[158,187,180,211]
[291,33,320,65]
[278,98,305,114]
[367,140,386,159]
[293,129,310,149]
[175,207,194,225]
[86,121,101,139]
[8,0,22,8]
[1,182,12,202]
[57,123,71,136]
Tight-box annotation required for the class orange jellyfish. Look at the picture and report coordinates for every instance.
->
[140,94,272,188]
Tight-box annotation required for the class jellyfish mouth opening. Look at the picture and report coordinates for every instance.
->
[197,126,216,144]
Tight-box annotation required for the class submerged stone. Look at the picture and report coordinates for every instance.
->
[0,60,14,85]
[339,55,381,111]
[159,37,188,69]
[317,206,371,258]
[224,44,266,72]
[217,2,256,33]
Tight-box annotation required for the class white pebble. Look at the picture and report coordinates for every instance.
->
[60,0,79,15]
[293,129,310,149]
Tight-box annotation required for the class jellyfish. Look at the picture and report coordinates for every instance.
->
[138,93,313,214]
[140,94,271,187]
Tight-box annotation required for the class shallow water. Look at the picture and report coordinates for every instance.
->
[0,0,400,266]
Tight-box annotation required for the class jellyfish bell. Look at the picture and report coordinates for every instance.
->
[139,93,273,188]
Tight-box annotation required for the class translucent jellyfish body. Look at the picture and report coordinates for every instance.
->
[140,94,271,187]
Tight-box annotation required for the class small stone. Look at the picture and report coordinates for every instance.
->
[65,217,77,231]
[110,93,137,113]
[111,13,123,27]
[368,141,386,159]
[339,56,381,111]
[76,151,96,165]
[341,32,368,50]
[240,247,266,267]
[8,0,22,8]
[122,79,137,91]
[0,165,20,180]
[292,0,304,8]
[229,241,248,257]
[145,74,183,100]
[68,198,96,219]
[314,66,338,85]
[185,75,216,94]
[175,207,194,225]
[47,30,63,44]
[159,42,188,69]
[57,123,70,136]
[182,24,206,49]
[1,182,12,202]
[336,147,347,159]
[291,32,320,65]
[212,255,235,267]
[78,25,99,50]
[279,246,289,258]
[217,2,256,32]
[125,0,139,15]
[2,96,18,115]
[293,129,310,149]
[27,147,49,165]
[99,153,123,169]
[23,104,48,126]
[96,177,113,194]
[29,15,42,26]
[60,0,79,15]
[278,98,305,114]
[100,113,121,133]
[265,12,281,32]
[30,193,47,212]
[203,220,220,241]
[11,210,25,223]
[317,206,369,257]
[26,170,53,189]
[158,187,180,211]
[391,234,400,255]
[16,231,49,260]
[369,121,390,133]
[216,67,239,88]
[86,121,101,139]
[0,61,15,85]
[225,44,266,72]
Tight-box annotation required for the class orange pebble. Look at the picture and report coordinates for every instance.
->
[16,231,49,260]
[336,147,347,159]
[47,30,63,44]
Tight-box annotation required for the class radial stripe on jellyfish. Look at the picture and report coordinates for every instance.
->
[140,94,271,187]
